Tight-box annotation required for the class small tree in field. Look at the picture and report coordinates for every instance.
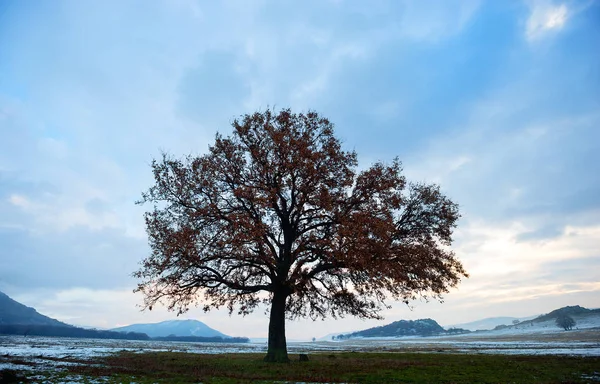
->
[135,109,467,362]
[555,314,576,331]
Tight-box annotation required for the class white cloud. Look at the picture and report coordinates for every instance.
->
[8,194,32,209]
[456,221,600,277]
[7,189,122,233]
[526,2,568,41]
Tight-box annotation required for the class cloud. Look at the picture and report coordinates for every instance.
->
[0,225,146,291]
[455,221,600,280]
[6,192,121,233]
[0,0,598,340]
[402,67,600,225]
[456,282,600,305]
[7,194,30,209]
[516,224,564,242]
[525,2,569,41]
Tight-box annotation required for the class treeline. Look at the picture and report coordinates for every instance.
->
[0,324,149,340]
[153,335,250,343]
[445,327,471,335]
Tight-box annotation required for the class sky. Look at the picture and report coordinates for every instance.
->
[0,0,599,340]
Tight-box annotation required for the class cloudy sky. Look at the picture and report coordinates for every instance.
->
[1,0,598,340]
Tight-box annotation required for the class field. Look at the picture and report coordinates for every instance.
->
[1,330,599,383]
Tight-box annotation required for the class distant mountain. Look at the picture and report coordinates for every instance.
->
[0,291,70,327]
[111,319,229,338]
[446,315,537,331]
[335,319,446,339]
[467,305,600,334]
[0,292,244,342]
[445,306,600,333]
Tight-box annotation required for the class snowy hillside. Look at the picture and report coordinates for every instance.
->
[463,307,600,336]
[446,315,537,331]
[111,319,229,338]
[326,305,600,341]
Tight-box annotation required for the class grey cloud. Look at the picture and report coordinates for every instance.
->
[0,172,61,200]
[0,170,146,293]
[536,256,600,284]
[516,225,564,242]
[0,225,147,292]
[431,110,600,233]
[85,198,110,216]
[510,185,600,218]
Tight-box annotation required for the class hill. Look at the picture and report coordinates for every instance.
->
[506,305,600,331]
[457,305,600,337]
[111,319,229,338]
[330,305,600,341]
[0,291,149,340]
[0,291,69,327]
[334,319,448,339]
[532,305,600,322]
[446,315,537,331]
[445,306,599,334]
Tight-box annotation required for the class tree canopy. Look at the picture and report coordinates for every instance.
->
[555,314,576,331]
[135,109,467,362]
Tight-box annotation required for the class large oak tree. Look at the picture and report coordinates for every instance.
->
[135,109,467,362]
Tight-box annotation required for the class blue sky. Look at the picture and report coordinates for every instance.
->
[0,0,598,339]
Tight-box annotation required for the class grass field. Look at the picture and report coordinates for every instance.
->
[3,351,599,383]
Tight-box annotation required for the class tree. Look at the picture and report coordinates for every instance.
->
[555,314,576,331]
[135,109,467,362]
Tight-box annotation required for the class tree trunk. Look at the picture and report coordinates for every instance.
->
[264,289,289,362]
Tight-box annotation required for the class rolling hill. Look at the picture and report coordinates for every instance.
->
[330,305,600,340]
[445,315,537,331]
[0,291,70,327]
[334,318,448,339]
[0,291,150,340]
[111,319,229,338]
[532,305,600,322]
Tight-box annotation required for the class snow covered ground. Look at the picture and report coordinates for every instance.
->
[1,334,598,384]
[1,325,599,370]
[481,316,598,334]
[3,314,598,381]
[1,318,599,376]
